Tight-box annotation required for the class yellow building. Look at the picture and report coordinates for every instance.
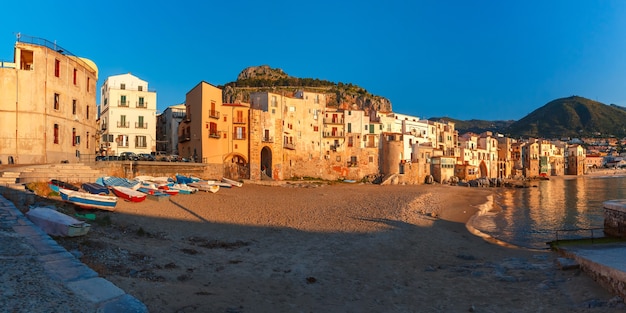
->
[0,35,98,164]
[180,81,250,179]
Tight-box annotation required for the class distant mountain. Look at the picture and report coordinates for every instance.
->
[505,96,626,138]
[429,117,515,134]
[220,65,392,113]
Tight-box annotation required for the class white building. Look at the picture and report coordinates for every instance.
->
[98,73,157,156]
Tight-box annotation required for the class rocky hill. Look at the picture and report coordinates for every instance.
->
[221,65,393,113]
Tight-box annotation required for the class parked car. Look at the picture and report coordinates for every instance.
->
[138,153,155,161]
[119,152,139,161]
[154,151,169,162]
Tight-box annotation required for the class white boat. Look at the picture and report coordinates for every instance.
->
[168,183,198,194]
[26,206,91,237]
[188,182,220,193]
[221,177,243,187]
[59,189,118,211]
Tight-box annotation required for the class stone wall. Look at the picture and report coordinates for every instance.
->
[604,200,626,238]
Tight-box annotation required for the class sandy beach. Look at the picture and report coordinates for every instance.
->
[53,182,624,313]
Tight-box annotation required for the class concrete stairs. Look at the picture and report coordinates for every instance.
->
[0,164,105,185]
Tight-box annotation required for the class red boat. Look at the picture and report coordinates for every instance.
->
[110,186,147,202]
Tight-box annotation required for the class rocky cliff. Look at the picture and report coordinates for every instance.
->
[221,65,393,113]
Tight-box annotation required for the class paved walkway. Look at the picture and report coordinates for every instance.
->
[0,195,147,313]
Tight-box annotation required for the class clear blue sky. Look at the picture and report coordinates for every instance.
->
[2,1,626,121]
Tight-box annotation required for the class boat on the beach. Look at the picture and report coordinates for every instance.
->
[26,206,91,237]
[188,182,220,193]
[175,174,200,185]
[221,177,243,187]
[49,179,80,192]
[110,186,147,202]
[167,183,198,195]
[59,188,118,211]
[81,182,110,195]
[100,176,141,189]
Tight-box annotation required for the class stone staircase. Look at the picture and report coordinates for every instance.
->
[0,163,105,186]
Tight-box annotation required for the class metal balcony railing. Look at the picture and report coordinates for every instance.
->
[135,122,148,129]
[262,136,274,143]
[117,122,129,128]
[209,110,220,119]
[118,101,128,107]
[283,142,296,150]
[323,131,344,138]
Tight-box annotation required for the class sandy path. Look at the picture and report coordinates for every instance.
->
[56,183,623,313]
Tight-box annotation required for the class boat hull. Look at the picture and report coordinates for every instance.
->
[60,189,118,211]
[111,186,147,202]
[26,206,90,237]
[81,182,110,195]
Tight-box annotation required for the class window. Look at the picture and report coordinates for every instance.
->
[137,116,145,128]
[104,98,107,105]
[138,85,143,91]
[73,68,77,85]
[119,115,128,128]
[347,123,352,133]
[209,122,218,138]
[120,83,126,90]
[86,132,89,149]
[72,128,76,146]
[54,93,60,110]
[138,97,145,107]
[234,126,246,140]
[72,99,77,115]
[271,96,278,107]
[87,77,90,92]
[86,106,89,119]
[53,124,59,144]
[117,135,128,147]
[136,136,147,148]
[75,136,80,145]
[54,59,60,77]
[120,95,127,106]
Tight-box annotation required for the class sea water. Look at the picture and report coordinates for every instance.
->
[470,175,626,249]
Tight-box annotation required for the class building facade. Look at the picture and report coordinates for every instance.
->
[156,104,186,155]
[0,35,98,164]
[99,73,157,157]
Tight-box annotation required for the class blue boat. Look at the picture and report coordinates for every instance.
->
[59,189,118,211]
[81,182,109,195]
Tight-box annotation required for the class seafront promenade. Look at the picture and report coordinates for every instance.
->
[0,195,147,313]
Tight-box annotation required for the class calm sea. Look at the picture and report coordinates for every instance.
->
[470,175,626,249]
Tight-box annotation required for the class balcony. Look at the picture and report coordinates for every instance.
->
[136,102,148,108]
[262,136,274,143]
[117,121,130,128]
[323,117,344,124]
[323,131,344,138]
[118,100,128,107]
[283,142,296,150]
[135,122,148,129]
[209,110,220,119]
[209,131,221,139]
[233,118,246,124]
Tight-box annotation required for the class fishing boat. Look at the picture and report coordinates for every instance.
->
[204,180,232,188]
[59,189,118,211]
[221,177,243,187]
[81,182,110,195]
[188,182,220,193]
[100,176,141,189]
[175,174,200,185]
[110,186,147,202]
[49,179,80,192]
[26,206,91,237]
[167,183,198,195]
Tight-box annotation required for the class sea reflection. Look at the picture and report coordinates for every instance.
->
[471,176,626,249]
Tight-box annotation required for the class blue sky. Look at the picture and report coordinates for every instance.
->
[2,1,626,121]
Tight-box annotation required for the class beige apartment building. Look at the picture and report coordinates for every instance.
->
[180,81,250,179]
[99,73,157,157]
[0,35,98,164]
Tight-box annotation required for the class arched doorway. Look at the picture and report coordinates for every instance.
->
[261,146,272,178]
[224,153,249,179]
[479,161,488,178]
